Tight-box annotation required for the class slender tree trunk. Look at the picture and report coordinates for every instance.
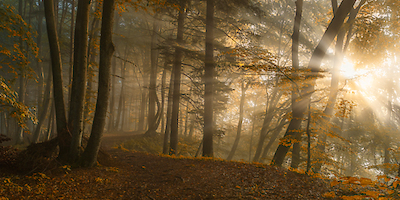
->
[160,61,168,135]
[114,64,125,130]
[68,0,75,107]
[188,114,195,138]
[271,0,355,167]
[253,86,282,162]
[147,17,159,135]
[306,100,312,173]
[169,3,185,154]
[290,0,304,169]
[313,0,366,173]
[32,65,52,143]
[46,102,55,140]
[15,0,25,144]
[259,117,288,162]
[108,58,117,131]
[227,82,248,160]
[36,0,44,117]
[44,0,70,161]
[69,0,91,162]
[58,0,67,35]
[249,97,258,162]
[80,0,116,167]
[203,0,214,157]
[183,99,189,136]
[163,67,174,154]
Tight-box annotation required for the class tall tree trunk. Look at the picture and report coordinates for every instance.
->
[15,0,25,144]
[32,65,52,143]
[227,81,248,160]
[68,0,75,107]
[252,85,282,162]
[163,67,174,154]
[313,0,366,173]
[259,116,288,162]
[44,0,70,161]
[290,0,304,169]
[160,61,168,135]
[80,0,116,167]
[108,58,117,131]
[183,98,189,136]
[203,0,214,157]
[58,0,67,35]
[271,0,355,167]
[36,0,44,118]
[169,3,185,154]
[114,64,125,130]
[68,0,91,162]
[147,17,159,135]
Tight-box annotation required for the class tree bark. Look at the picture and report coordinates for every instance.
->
[313,0,366,173]
[32,65,52,143]
[169,2,186,155]
[290,0,304,169]
[68,0,75,108]
[80,0,116,167]
[253,85,282,162]
[108,57,117,131]
[147,17,159,135]
[271,0,355,167]
[163,66,174,154]
[203,0,214,157]
[68,0,91,162]
[227,82,248,160]
[44,0,70,161]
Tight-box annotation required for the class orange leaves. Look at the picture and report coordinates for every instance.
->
[323,191,336,198]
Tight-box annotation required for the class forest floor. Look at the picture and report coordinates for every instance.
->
[0,133,364,199]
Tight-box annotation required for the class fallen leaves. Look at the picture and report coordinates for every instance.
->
[1,149,335,199]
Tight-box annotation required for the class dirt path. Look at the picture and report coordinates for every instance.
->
[100,131,144,150]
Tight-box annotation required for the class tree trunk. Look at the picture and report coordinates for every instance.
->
[68,0,91,162]
[169,3,185,155]
[160,61,168,135]
[32,65,52,143]
[80,0,116,167]
[183,99,189,136]
[271,0,355,167]
[203,0,214,157]
[114,64,125,130]
[227,82,248,161]
[147,17,159,135]
[44,0,70,161]
[108,58,117,131]
[58,0,67,35]
[163,67,174,154]
[259,118,288,163]
[15,0,25,145]
[290,0,304,169]
[68,0,75,108]
[313,0,366,173]
[253,86,282,162]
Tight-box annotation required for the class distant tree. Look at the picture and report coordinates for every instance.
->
[203,0,215,157]
[169,0,186,155]
[227,81,249,160]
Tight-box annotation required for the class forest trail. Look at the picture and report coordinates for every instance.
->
[100,131,144,150]
[1,134,335,199]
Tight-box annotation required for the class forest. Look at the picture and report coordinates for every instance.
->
[1,0,400,199]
